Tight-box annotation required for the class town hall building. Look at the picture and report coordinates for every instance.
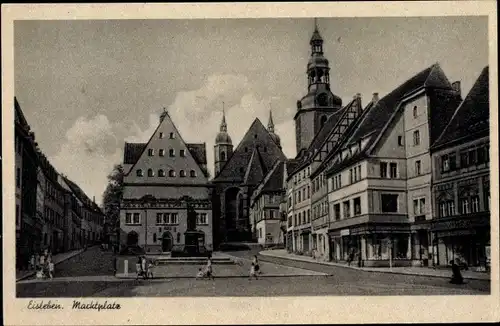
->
[119,110,213,253]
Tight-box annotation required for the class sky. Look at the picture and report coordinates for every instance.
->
[14,17,488,205]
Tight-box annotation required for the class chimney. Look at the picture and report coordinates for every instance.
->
[372,92,379,104]
[452,81,461,96]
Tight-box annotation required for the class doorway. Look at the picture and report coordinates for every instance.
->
[162,232,173,252]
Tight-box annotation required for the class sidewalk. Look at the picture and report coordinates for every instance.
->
[260,250,491,281]
[16,248,85,282]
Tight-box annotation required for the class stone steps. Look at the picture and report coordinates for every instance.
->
[151,257,235,265]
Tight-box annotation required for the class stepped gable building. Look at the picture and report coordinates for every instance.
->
[430,66,490,268]
[212,110,286,244]
[120,110,213,253]
[323,63,462,266]
[249,160,286,247]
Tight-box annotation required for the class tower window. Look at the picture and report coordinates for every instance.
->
[190,170,196,177]
[254,134,257,139]
[148,169,154,177]
[398,136,403,146]
[158,169,165,177]
[136,169,143,177]
[169,170,176,177]
[413,130,420,146]
[169,149,175,157]
[413,106,418,118]
[245,147,248,152]
[169,132,175,139]
[159,149,165,156]
[148,149,154,156]
[180,170,186,177]
[221,151,226,161]
[180,149,186,157]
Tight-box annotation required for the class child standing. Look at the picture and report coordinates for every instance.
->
[249,263,258,280]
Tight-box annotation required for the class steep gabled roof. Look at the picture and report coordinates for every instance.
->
[213,118,286,183]
[186,143,207,165]
[62,176,96,211]
[124,143,146,164]
[243,146,267,186]
[432,66,489,149]
[14,97,29,128]
[348,64,451,146]
[326,63,453,176]
[262,161,285,192]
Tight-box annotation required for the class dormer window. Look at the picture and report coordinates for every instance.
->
[158,169,165,177]
[169,132,175,139]
[169,149,175,157]
[136,169,143,177]
[169,170,176,177]
[159,149,165,156]
[148,169,154,177]
[180,170,186,177]
[159,132,164,139]
[148,149,154,156]
[190,170,196,177]
[180,149,186,157]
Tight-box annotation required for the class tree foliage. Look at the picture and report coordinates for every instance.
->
[102,164,124,230]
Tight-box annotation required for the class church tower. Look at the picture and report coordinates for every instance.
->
[214,104,233,176]
[295,18,343,154]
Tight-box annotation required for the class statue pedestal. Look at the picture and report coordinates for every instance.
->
[183,230,206,256]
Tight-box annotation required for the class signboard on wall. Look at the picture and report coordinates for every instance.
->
[340,229,350,236]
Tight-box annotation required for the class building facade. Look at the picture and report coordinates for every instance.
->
[430,66,490,268]
[119,110,213,253]
[249,161,286,247]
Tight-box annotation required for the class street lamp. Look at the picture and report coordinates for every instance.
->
[140,194,156,253]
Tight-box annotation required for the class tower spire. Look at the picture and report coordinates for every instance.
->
[267,104,275,133]
[220,101,227,132]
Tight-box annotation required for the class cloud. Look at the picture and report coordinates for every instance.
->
[51,73,297,204]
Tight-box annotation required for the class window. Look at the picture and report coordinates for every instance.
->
[471,196,479,213]
[158,169,165,177]
[380,162,388,178]
[415,160,421,176]
[245,147,248,152]
[460,198,470,214]
[180,149,186,157]
[413,130,420,146]
[176,233,181,243]
[153,233,157,242]
[126,213,140,224]
[307,209,310,222]
[298,191,301,202]
[398,136,403,146]
[413,105,418,118]
[190,170,196,177]
[349,169,353,184]
[148,149,154,156]
[159,149,165,156]
[381,194,398,213]
[159,132,164,139]
[334,203,341,221]
[390,163,397,178]
[441,155,450,172]
[169,132,175,139]
[413,198,426,215]
[343,201,351,218]
[353,197,361,216]
[147,169,154,177]
[221,151,226,161]
[169,149,175,157]
[270,210,275,219]
[468,149,477,166]
[16,168,21,187]
[169,170,176,177]
[171,213,178,224]
[197,213,208,225]
[477,147,485,164]
[307,186,310,198]
[460,152,468,168]
[180,170,186,177]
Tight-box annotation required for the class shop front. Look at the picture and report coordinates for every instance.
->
[329,223,412,267]
[300,228,311,253]
[431,213,490,268]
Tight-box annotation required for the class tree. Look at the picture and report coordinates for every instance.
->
[102,164,124,237]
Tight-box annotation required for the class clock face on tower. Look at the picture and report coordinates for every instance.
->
[316,93,328,106]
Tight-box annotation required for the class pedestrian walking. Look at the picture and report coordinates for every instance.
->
[29,255,35,271]
[252,255,261,275]
[205,257,214,280]
[450,260,464,284]
[249,263,258,280]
